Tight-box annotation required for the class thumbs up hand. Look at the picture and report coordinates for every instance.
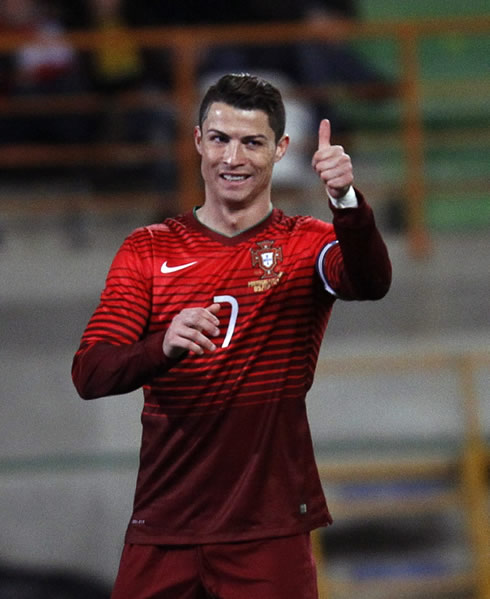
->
[312,119,353,200]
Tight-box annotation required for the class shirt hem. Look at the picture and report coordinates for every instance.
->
[124,515,332,546]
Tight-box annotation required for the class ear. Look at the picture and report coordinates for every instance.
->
[274,134,290,163]
[194,125,203,155]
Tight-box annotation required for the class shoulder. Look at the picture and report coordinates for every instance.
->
[272,209,335,237]
[124,213,191,244]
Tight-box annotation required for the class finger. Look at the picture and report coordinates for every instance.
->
[166,328,217,357]
[202,304,221,337]
[194,307,221,337]
[181,306,219,329]
[184,329,217,354]
[317,159,351,182]
[206,303,221,319]
[318,119,331,150]
[199,318,220,338]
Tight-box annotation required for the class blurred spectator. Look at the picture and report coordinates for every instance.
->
[84,0,148,143]
[196,0,394,135]
[0,0,89,144]
[125,0,393,137]
[82,0,175,142]
[303,0,383,85]
[87,0,145,96]
[295,0,396,132]
[49,0,92,31]
[73,0,176,192]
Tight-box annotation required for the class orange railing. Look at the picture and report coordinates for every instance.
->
[1,16,489,255]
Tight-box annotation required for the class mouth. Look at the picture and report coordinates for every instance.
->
[220,174,250,182]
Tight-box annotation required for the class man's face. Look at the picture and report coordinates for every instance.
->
[194,102,289,207]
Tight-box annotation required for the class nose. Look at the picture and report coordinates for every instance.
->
[223,140,244,165]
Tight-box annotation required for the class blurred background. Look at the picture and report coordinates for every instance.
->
[0,0,489,597]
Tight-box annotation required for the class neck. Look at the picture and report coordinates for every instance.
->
[196,199,273,237]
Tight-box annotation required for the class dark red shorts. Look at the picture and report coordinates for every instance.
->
[110,533,318,599]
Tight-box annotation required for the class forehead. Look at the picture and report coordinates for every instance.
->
[202,102,274,138]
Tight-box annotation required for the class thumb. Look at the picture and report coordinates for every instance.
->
[318,119,331,150]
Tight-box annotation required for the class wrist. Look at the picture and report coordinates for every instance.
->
[328,186,358,208]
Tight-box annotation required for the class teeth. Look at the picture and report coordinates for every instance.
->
[222,174,247,181]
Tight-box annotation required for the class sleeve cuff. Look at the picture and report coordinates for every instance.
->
[328,186,358,208]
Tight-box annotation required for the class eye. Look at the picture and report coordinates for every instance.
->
[209,134,228,144]
[246,138,263,148]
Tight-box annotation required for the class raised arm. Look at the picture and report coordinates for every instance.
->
[312,119,392,300]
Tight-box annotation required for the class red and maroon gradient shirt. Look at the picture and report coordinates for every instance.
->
[72,192,391,545]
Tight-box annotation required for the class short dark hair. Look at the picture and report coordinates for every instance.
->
[198,73,286,143]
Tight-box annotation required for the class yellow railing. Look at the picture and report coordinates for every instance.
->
[313,349,490,599]
[1,16,489,254]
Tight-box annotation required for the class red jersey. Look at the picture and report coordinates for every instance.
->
[72,194,391,545]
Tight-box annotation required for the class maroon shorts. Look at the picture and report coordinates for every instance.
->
[110,533,318,599]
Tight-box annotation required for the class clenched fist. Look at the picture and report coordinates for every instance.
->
[312,119,353,199]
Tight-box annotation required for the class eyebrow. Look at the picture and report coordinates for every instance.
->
[206,129,268,141]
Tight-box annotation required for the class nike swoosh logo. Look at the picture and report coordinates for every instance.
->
[161,260,197,274]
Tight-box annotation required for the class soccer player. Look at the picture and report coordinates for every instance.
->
[72,73,392,599]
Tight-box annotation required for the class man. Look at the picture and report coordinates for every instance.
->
[72,73,391,599]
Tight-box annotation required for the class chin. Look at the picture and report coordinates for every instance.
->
[217,187,251,203]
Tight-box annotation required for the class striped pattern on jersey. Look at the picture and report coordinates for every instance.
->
[73,200,390,544]
[78,208,340,415]
[75,208,345,544]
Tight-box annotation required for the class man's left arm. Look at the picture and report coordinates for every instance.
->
[312,119,392,300]
[328,189,392,300]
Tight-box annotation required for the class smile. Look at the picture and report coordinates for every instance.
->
[220,174,250,182]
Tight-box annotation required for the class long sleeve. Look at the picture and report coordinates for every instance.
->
[71,229,177,399]
[322,190,392,300]
[72,331,176,399]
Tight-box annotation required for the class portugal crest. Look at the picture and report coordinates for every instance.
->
[249,240,284,292]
